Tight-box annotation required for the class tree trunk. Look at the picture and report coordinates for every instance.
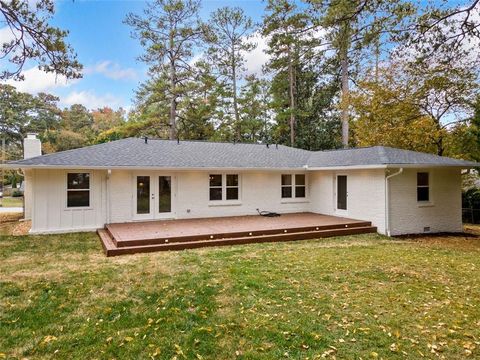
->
[436,132,444,156]
[232,49,241,141]
[288,45,296,147]
[340,43,349,148]
[169,33,177,140]
[434,118,444,156]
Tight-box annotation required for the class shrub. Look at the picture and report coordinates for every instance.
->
[12,190,23,197]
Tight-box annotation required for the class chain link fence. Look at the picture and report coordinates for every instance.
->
[463,208,480,224]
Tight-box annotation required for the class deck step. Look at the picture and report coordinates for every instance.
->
[109,221,373,248]
[98,225,377,257]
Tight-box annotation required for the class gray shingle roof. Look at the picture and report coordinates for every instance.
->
[6,138,478,169]
[307,146,478,168]
[9,138,311,169]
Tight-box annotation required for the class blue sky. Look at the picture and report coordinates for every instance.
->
[2,0,268,111]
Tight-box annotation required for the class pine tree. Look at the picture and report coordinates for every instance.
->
[125,0,203,139]
[263,0,318,147]
[205,7,256,141]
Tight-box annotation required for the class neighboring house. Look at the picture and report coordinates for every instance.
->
[2,134,478,236]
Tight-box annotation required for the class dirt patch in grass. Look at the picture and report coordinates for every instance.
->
[0,212,22,223]
[0,213,29,236]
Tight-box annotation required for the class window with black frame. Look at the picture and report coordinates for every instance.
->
[281,174,306,198]
[67,173,90,207]
[209,174,239,201]
[417,172,430,202]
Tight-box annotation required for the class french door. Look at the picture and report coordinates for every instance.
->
[133,173,174,220]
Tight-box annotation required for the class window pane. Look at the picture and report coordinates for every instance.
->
[417,187,429,202]
[295,186,306,198]
[417,172,429,186]
[67,191,90,207]
[210,187,222,201]
[67,173,90,189]
[282,187,292,198]
[159,176,171,213]
[226,187,238,200]
[227,174,238,187]
[136,176,150,214]
[295,174,305,186]
[281,174,292,186]
[209,174,222,187]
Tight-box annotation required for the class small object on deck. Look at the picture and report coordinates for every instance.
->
[256,208,281,217]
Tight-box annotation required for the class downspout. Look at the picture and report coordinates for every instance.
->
[106,169,112,225]
[385,168,403,237]
[20,169,26,220]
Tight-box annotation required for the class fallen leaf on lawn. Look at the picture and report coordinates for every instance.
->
[124,336,134,342]
[42,335,57,344]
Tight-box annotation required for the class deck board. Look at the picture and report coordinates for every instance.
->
[107,213,366,241]
[99,213,377,256]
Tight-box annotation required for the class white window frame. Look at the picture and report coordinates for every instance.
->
[281,173,308,203]
[208,173,241,205]
[65,171,92,210]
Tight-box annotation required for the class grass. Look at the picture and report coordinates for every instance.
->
[1,229,480,359]
[0,197,24,208]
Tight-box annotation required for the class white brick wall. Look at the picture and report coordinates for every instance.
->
[28,167,464,235]
[175,170,309,219]
[309,169,387,234]
[109,170,311,222]
[389,168,463,235]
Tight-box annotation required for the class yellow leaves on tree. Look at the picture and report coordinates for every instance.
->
[350,64,440,153]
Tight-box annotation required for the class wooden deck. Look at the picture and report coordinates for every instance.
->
[98,212,377,256]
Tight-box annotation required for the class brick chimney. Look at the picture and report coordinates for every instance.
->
[24,133,42,159]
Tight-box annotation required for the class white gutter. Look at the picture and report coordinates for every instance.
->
[385,168,403,237]
[0,164,307,172]
[307,165,388,171]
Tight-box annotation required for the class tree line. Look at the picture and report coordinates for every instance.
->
[1,0,479,164]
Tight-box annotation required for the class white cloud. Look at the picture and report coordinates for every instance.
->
[85,60,138,81]
[0,26,18,44]
[62,90,128,110]
[244,31,270,76]
[3,66,76,93]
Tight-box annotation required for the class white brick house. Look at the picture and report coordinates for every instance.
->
[2,136,477,236]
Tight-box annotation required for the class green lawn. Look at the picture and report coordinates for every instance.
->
[1,197,24,208]
[1,230,480,359]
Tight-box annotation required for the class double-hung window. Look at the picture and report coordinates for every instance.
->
[417,172,430,202]
[67,173,90,208]
[281,174,306,199]
[209,174,239,201]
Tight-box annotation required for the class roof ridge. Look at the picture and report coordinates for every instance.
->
[137,137,304,148]
[11,137,134,163]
